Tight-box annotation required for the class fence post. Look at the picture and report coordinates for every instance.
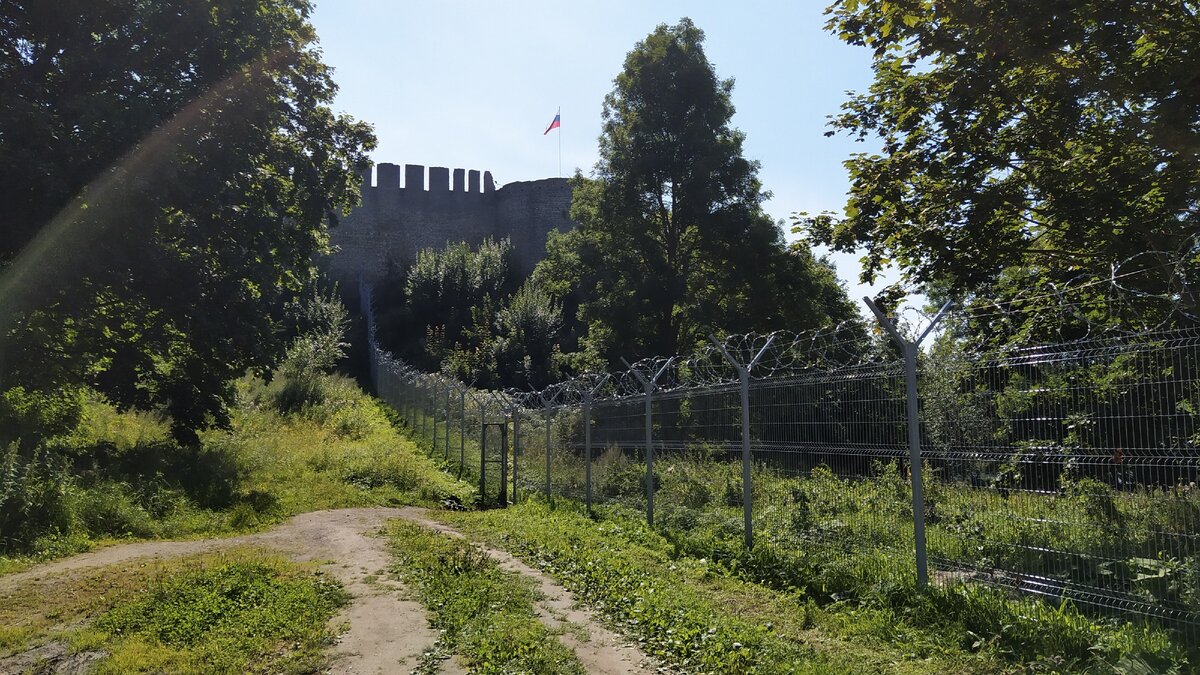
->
[539,387,562,502]
[579,376,609,515]
[401,373,410,426]
[499,402,509,506]
[404,373,412,426]
[710,334,775,550]
[510,401,521,504]
[421,379,429,441]
[458,387,467,480]
[544,403,554,501]
[405,374,413,428]
[863,298,951,588]
[623,359,673,528]
[387,366,396,409]
[584,391,593,513]
[445,384,452,460]
[475,393,487,500]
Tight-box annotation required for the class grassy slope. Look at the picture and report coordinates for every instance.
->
[0,373,474,573]
[1,373,479,671]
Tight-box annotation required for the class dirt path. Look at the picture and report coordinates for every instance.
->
[2,508,654,675]
[2,508,454,675]
[397,508,655,675]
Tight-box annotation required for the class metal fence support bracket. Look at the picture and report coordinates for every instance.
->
[710,334,776,550]
[863,297,951,588]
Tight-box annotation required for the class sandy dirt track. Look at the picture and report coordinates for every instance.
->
[1,507,653,675]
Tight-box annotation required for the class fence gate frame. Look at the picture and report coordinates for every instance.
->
[478,420,508,507]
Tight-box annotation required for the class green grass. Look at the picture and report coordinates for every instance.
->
[1,548,346,673]
[384,520,585,674]
[433,499,1195,674]
[0,373,475,570]
[432,501,1007,674]
[504,439,1199,662]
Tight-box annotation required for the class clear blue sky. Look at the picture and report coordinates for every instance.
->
[308,0,902,309]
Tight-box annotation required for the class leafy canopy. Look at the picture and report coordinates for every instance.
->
[800,0,1199,334]
[0,0,375,439]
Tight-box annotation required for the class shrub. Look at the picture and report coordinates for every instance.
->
[274,290,349,413]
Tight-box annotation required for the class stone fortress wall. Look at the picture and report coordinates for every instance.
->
[324,162,575,296]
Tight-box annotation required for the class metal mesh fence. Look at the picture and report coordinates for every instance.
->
[923,329,1200,628]
[360,280,1200,638]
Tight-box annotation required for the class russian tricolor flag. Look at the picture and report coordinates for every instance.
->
[544,110,561,135]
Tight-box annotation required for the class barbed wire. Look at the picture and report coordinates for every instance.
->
[359,234,1200,410]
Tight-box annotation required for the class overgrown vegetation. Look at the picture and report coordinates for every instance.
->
[435,502,992,674]
[0,549,346,673]
[0,288,471,568]
[374,237,565,390]
[0,371,471,570]
[500,446,1196,672]
[384,520,584,674]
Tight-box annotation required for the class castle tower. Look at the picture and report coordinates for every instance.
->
[324,162,576,298]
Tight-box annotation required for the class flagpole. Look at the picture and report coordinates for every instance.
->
[557,106,562,178]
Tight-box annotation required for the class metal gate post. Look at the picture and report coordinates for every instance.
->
[459,388,466,480]
[864,297,951,588]
[511,405,520,504]
[710,334,776,550]
[499,422,509,506]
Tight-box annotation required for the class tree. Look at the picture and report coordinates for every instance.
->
[374,238,565,390]
[0,0,375,440]
[536,19,862,367]
[801,0,1200,339]
[488,280,564,390]
[374,238,519,372]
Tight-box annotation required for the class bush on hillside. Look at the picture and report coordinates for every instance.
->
[274,290,350,413]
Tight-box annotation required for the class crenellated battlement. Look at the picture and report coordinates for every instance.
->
[360,162,496,193]
[328,160,577,300]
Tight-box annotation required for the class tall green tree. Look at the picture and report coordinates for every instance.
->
[0,0,375,440]
[537,18,861,367]
[801,0,1200,339]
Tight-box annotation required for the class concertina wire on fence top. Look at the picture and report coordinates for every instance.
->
[357,267,1200,639]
